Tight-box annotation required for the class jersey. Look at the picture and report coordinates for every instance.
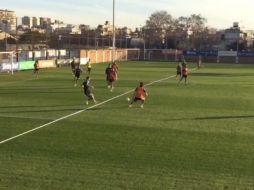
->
[71,61,75,69]
[75,68,82,77]
[182,67,188,76]
[108,68,116,81]
[105,67,111,80]
[135,86,146,100]
[34,62,39,70]
[82,80,91,94]
[112,63,118,72]
[177,65,181,73]
[87,61,92,69]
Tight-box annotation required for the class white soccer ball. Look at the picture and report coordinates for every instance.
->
[126,97,130,102]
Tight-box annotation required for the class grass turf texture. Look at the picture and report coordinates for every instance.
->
[0,61,254,190]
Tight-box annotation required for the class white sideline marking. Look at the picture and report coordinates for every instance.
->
[0,69,196,145]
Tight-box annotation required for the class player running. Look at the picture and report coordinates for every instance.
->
[176,62,182,80]
[107,66,117,92]
[129,82,148,109]
[112,61,119,80]
[87,58,92,75]
[34,59,39,77]
[178,63,188,85]
[197,55,202,69]
[105,64,112,88]
[74,65,82,87]
[82,76,97,105]
[70,57,76,76]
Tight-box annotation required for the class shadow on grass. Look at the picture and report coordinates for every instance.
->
[0,108,82,114]
[0,91,75,95]
[0,104,81,109]
[192,73,254,77]
[195,115,254,120]
[0,106,102,114]
[168,115,254,121]
[0,87,73,91]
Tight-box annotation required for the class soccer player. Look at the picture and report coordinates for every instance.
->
[112,61,119,80]
[105,64,111,88]
[197,55,202,69]
[178,64,188,85]
[107,66,117,92]
[34,59,39,77]
[70,57,76,76]
[87,58,92,75]
[129,82,148,109]
[82,76,97,105]
[176,62,182,80]
[74,65,82,87]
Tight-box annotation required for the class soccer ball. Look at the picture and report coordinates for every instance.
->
[126,97,130,102]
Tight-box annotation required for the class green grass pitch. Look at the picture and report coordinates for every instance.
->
[0,61,254,189]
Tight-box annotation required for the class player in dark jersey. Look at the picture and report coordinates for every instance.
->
[105,64,112,88]
[34,59,39,77]
[87,59,92,75]
[129,82,148,108]
[74,65,82,87]
[176,62,182,80]
[107,67,116,92]
[70,57,76,76]
[82,76,97,105]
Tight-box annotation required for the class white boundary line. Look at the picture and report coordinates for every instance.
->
[0,69,196,145]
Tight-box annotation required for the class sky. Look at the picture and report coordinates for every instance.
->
[1,0,254,30]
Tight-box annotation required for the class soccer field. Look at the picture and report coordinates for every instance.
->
[0,61,254,190]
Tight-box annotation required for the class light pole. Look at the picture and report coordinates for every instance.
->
[4,22,7,51]
[142,26,146,60]
[112,0,116,63]
[4,9,7,51]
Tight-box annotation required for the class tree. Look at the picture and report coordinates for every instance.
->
[145,11,174,48]
[186,14,207,49]
[19,31,47,44]
[174,14,207,49]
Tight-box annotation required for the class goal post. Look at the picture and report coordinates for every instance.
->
[0,51,15,75]
[125,48,140,61]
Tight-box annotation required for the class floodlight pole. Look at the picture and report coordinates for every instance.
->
[112,0,116,63]
[11,52,14,75]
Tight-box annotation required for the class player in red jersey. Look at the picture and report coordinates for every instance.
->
[178,63,188,85]
[129,82,148,108]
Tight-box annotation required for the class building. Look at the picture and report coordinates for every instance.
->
[39,17,51,29]
[32,17,39,27]
[220,22,244,50]
[22,16,39,28]
[0,9,16,34]
[48,21,67,33]
[22,16,32,28]
[243,30,254,48]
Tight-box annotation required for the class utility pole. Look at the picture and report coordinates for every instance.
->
[112,0,116,62]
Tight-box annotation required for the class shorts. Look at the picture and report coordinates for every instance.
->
[75,74,80,78]
[182,75,187,78]
[134,97,144,102]
[176,71,181,75]
[84,90,93,100]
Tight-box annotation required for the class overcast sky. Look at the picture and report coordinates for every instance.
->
[1,0,254,30]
